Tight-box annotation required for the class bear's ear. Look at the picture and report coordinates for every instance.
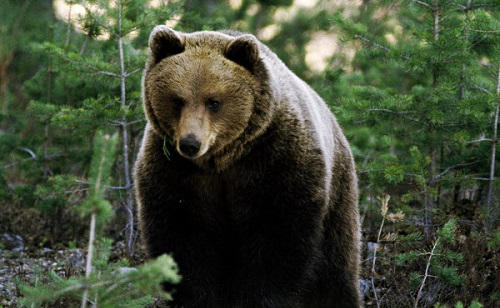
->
[225,35,260,73]
[149,25,185,64]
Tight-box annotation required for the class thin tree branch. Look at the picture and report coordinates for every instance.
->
[366,108,422,123]
[357,35,391,52]
[410,0,432,9]
[58,55,140,79]
[432,161,479,182]
[366,108,419,114]
[356,35,414,61]
[124,68,142,77]
[371,217,385,308]
[19,147,36,159]
[81,212,96,308]
[59,54,121,77]
[465,137,493,144]
[451,3,500,11]
[75,180,132,190]
[109,119,145,127]
[3,148,61,169]
[470,82,492,94]
[414,238,439,308]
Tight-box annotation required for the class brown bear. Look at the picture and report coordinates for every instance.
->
[134,25,361,308]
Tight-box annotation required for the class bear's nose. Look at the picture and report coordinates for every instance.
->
[179,136,201,157]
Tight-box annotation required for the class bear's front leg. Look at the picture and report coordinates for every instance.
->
[235,218,324,307]
[227,166,327,307]
[135,154,229,307]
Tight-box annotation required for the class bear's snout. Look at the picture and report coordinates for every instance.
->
[179,135,201,158]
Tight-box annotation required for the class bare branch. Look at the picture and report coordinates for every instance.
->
[367,108,422,123]
[470,82,492,94]
[4,148,39,169]
[124,68,142,78]
[469,28,500,33]
[3,150,62,169]
[465,136,493,144]
[370,194,391,308]
[76,180,132,190]
[432,161,479,182]
[409,0,432,9]
[59,54,120,77]
[414,239,439,308]
[19,147,36,159]
[451,3,500,11]
[366,108,419,114]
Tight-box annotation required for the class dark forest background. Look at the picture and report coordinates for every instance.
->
[0,0,499,307]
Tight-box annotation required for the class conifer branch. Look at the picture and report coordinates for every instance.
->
[82,6,117,38]
[356,35,414,61]
[357,35,391,52]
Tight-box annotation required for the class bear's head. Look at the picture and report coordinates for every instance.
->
[143,26,274,166]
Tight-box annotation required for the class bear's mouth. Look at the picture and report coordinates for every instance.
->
[175,133,215,160]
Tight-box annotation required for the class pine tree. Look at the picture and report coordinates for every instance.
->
[332,0,500,238]
[397,219,465,307]
[19,131,180,307]
[18,0,184,255]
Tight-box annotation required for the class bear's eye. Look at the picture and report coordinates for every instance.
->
[206,99,221,112]
[171,97,184,111]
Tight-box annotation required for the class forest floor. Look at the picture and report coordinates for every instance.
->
[0,235,85,306]
[1,228,499,307]
[0,234,139,307]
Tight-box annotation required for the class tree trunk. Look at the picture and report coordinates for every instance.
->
[424,0,441,240]
[117,0,136,257]
[485,65,500,233]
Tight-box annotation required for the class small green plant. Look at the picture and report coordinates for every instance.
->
[398,219,465,308]
[434,299,483,308]
[19,253,180,307]
[34,175,79,212]
[486,230,500,250]
[18,131,180,307]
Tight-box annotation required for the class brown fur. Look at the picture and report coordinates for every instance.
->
[134,26,361,307]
